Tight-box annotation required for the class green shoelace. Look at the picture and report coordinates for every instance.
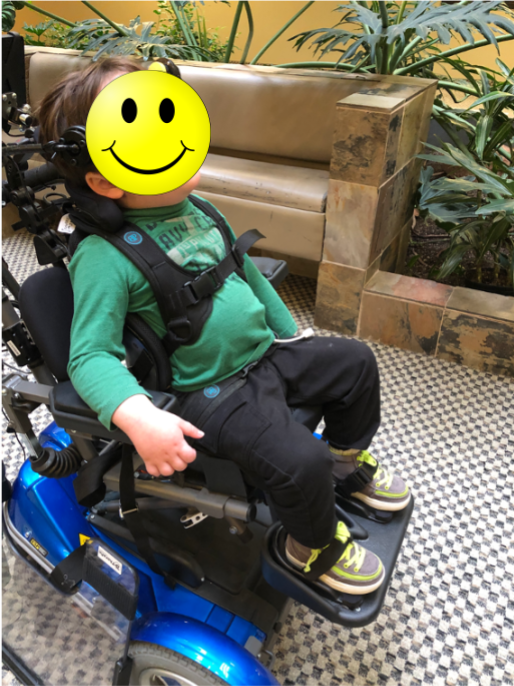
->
[358,450,393,491]
[304,521,365,574]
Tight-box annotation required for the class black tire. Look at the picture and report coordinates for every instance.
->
[128,641,228,686]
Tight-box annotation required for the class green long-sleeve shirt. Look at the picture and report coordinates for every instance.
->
[67,195,297,429]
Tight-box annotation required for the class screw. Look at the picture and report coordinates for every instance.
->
[2,95,7,102]
[13,393,21,401]
[229,526,238,535]
[2,389,6,395]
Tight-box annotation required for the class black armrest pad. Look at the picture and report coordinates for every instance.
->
[51,380,179,419]
[250,257,289,289]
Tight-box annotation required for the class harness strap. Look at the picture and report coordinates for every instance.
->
[179,229,263,307]
[301,538,349,581]
[69,201,264,357]
[119,445,175,585]
[49,541,138,620]
[73,440,122,508]
[49,542,87,591]
[2,462,12,502]
[334,460,377,499]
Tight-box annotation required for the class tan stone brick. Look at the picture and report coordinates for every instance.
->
[446,287,514,324]
[370,157,422,263]
[396,92,429,172]
[330,104,401,187]
[314,261,365,335]
[323,179,379,269]
[365,271,453,307]
[359,292,443,355]
[437,310,514,375]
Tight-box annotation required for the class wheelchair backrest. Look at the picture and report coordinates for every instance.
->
[18,265,168,389]
[18,266,73,382]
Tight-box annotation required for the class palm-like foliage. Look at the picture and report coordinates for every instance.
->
[288,1,514,76]
[418,61,514,287]
[64,15,212,62]
[433,59,514,172]
[0,0,16,33]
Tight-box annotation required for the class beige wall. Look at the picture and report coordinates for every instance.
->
[13,1,514,72]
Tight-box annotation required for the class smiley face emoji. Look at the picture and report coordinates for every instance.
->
[86,67,210,195]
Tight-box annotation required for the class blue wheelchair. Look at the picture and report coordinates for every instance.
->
[2,68,413,686]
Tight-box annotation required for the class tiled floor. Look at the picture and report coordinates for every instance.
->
[2,230,514,685]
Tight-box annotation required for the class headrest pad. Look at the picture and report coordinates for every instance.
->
[65,180,125,233]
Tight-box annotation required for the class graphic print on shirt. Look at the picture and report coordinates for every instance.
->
[146,214,225,272]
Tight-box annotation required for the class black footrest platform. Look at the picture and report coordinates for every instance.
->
[261,496,414,628]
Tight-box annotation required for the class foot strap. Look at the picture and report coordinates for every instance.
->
[302,537,350,581]
[334,460,377,499]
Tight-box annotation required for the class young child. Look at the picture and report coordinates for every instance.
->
[37,56,410,596]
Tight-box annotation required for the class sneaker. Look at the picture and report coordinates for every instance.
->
[285,521,385,595]
[333,450,411,512]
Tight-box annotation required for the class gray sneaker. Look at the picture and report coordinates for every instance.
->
[333,450,411,512]
[285,521,385,595]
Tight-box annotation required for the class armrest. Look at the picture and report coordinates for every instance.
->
[250,256,289,289]
[49,380,180,442]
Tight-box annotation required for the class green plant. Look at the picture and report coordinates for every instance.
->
[153,1,231,62]
[285,1,514,77]
[21,20,90,50]
[15,0,317,66]
[0,0,16,33]
[433,59,514,173]
[417,85,514,289]
[63,13,209,62]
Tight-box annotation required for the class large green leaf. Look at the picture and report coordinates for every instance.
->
[438,242,475,279]
[2,1,16,32]
[290,1,514,74]
[476,199,514,216]
[467,91,514,110]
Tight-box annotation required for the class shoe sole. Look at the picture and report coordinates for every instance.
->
[285,548,385,595]
[352,490,412,512]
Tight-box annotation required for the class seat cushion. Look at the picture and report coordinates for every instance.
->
[199,153,328,213]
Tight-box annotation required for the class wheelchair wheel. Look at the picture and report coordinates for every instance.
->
[128,641,228,685]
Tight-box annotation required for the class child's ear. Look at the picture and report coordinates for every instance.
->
[85,171,125,200]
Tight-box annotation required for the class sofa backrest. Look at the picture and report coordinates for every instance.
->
[25,49,427,165]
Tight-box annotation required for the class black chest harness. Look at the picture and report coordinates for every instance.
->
[65,182,264,361]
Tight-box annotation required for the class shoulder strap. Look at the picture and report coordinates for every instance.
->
[68,206,264,357]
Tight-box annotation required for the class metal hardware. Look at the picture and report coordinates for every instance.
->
[180,509,208,529]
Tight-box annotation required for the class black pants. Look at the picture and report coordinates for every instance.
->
[181,336,380,549]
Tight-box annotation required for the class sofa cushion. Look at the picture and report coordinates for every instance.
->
[199,153,328,213]
[195,190,324,262]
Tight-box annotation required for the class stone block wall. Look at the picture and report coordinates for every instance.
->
[315,78,437,335]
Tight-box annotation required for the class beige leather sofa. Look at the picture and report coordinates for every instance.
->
[20,48,435,283]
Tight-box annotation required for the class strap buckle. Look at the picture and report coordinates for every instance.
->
[183,265,222,305]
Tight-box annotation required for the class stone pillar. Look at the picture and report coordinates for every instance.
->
[315,81,437,335]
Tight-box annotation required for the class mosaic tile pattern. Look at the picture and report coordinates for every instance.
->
[3,231,514,686]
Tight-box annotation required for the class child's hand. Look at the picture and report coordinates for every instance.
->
[112,394,204,477]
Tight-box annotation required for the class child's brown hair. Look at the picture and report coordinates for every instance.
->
[35,56,143,187]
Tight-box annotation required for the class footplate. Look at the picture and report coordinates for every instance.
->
[261,496,414,628]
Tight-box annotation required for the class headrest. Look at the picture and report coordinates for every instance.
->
[65,180,125,233]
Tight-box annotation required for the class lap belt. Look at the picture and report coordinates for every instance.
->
[177,371,248,430]
[334,460,377,499]
[175,357,265,496]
